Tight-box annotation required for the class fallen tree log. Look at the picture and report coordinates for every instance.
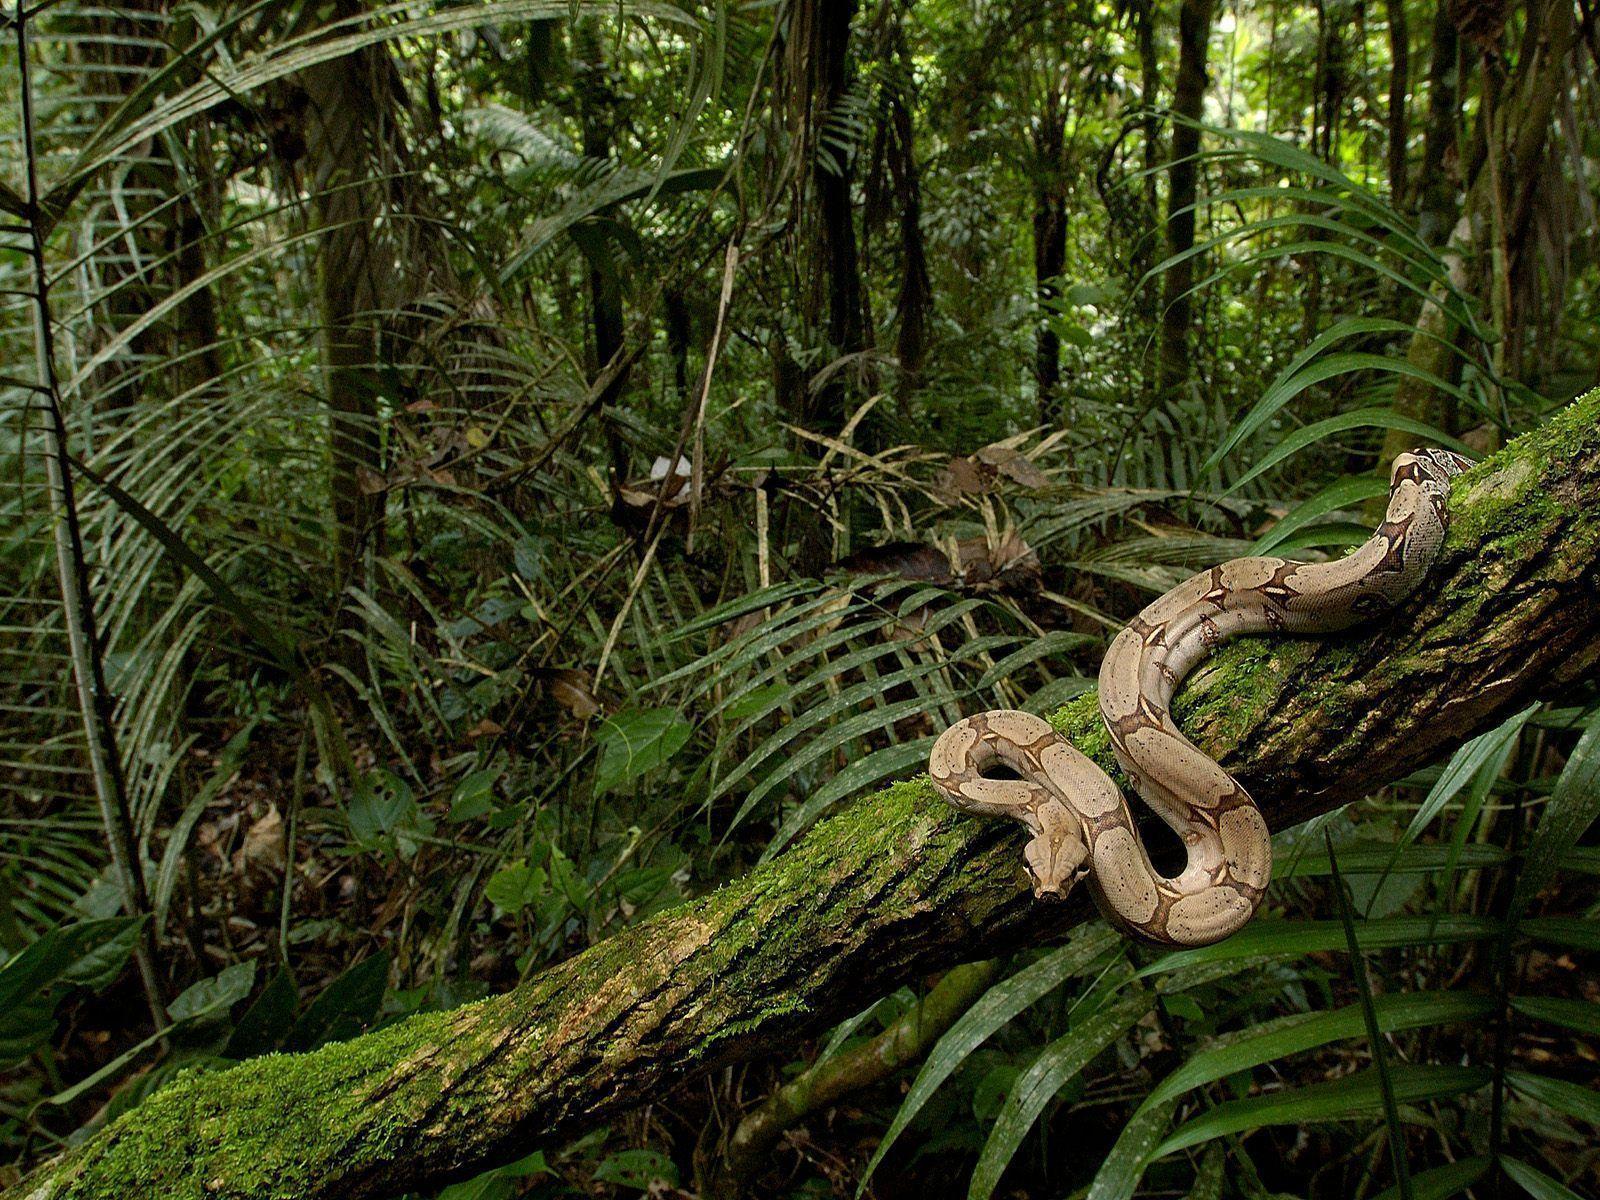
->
[12,389,1600,1200]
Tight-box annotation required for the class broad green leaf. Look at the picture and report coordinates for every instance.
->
[44,963,256,1110]
[1511,706,1600,917]
[969,989,1156,1200]
[1226,407,1472,497]
[168,960,257,1023]
[1153,1065,1491,1158]
[1252,476,1390,555]
[1507,1071,1600,1127]
[50,919,147,994]
[722,682,790,723]
[438,1152,552,1200]
[1139,915,1498,978]
[858,926,1122,1194]
[1519,917,1600,952]
[1087,1095,1180,1200]
[285,953,390,1051]
[226,966,300,1060]
[1509,996,1600,1037]
[0,921,142,1068]
[594,707,692,795]
[448,768,502,823]
[592,1148,678,1190]
[347,769,418,848]
[0,917,144,1066]
[1368,1156,1492,1200]
[486,861,546,915]
[1145,991,1492,1113]
[1500,1156,1587,1200]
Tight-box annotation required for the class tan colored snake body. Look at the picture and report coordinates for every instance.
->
[928,448,1472,947]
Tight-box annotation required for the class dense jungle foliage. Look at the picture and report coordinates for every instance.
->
[1,0,1598,1196]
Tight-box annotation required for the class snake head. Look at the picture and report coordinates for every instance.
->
[1434,450,1476,478]
[1398,447,1476,484]
[1392,448,1475,523]
[1022,806,1091,901]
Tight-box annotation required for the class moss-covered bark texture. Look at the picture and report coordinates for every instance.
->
[13,391,1600,1200]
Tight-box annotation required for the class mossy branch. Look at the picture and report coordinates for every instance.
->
[11,391,1600,1200]
[716,959,1001,1188]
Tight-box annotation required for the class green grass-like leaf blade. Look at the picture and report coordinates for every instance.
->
[1152,1065,1491,1158]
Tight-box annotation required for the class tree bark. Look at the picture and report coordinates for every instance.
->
[886,45,930,398]
[1157,0,1217,398]
[1379,0,1577,466]
[301,34,395,586]
[781,0,869,571]
[1105,0,1161,328]
[575,19,632,483]
[1415,0,1463,245]
[1032,87,1068,417]
[791,0,867,438]
[12,388,1600,1200]
[1385,0,1410,207]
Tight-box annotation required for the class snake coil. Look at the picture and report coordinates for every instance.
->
[928,447,1473,947]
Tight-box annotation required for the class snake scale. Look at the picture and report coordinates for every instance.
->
[928,447,1473,947]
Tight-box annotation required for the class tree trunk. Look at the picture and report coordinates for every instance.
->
[1380,0,1577,466]
[1157,0,1216,399]
[1302,0,1350,340]
[13,388,1600,1200]
[1134,0,1162,323]
[782,0,869,571]
[1385,0,1410,206]
[886,36,930,399]
[576,19,632,483]
[1032,88,1068,418]
[791,0,867,437]
[665,289,692,407]
[301,38,394,586]
[1415,0,1464,245]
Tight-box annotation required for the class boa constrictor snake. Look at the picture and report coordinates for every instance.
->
[928,448,1473,947]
